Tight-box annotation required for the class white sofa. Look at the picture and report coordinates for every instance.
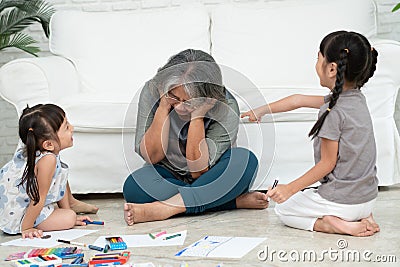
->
[1,0,400,193]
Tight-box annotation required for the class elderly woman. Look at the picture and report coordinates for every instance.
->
[123,49,268,225]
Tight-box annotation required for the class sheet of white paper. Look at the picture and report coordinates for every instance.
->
[93,230,186,248]
[115,264,155,267]
[133,263,155,267]
[1,229,98,247]
[175,236,266,258]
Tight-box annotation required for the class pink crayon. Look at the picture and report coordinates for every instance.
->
[155,231,167,238]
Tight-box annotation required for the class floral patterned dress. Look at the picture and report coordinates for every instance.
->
[0,148,68,234]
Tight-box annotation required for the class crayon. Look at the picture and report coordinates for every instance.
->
[60,253,85,259]
[71,256,84,264]
[91,255,119,260]
[149,230,166,239]
[163,233,182,240]
[83,220,104,225]
[88,245,105,252]
[13,255,62,266]
[57,239,104,252]
[155,231,167,238]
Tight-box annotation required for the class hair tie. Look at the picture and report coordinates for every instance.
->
[327,108,331,112]
[344,48,349,53]
[28,128,33,132]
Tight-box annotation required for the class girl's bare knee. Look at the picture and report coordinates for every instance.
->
[68,209,77,227]
[65,209,77,228]
[36,209,77,231]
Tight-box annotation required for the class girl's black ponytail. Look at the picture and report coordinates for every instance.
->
[17,104,65,206]
[21,129,40,205]
[309,49,348,138]
[354,32,378,89]
[358,47,378,88]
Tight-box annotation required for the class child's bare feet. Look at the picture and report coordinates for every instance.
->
[314,215,376,237]
[361,213,380,232]
[236,192,269,209]
[66,182,99,214]
[123,202,185,226]
[70,199,99,214]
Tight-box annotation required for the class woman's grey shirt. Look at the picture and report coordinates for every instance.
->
[135,82,239,182]
[314,89,378,204]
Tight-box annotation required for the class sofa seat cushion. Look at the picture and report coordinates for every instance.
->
[58,92,138,132]
[61,87,325,132]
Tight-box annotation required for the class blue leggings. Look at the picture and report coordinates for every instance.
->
[123,147,258,214]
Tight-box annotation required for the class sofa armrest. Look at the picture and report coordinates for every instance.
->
[370,38,400,86]
[362,39,400,118]
[0,56,80,116]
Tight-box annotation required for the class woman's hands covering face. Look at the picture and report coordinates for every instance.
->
[190,98,217,119]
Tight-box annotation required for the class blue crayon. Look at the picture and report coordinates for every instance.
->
[71,256,84,264]
[83,220,104,225]
[88,244,104,252]
[60,253,85,259]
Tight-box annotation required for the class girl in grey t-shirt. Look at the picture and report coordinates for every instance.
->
[242,31,380,237]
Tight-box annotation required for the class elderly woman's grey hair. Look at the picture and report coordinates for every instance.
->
[149,49,229,118]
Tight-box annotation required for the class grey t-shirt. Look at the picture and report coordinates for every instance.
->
[135,81,239,182]
[314,89,378,204]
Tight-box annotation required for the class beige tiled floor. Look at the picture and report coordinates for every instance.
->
[1,186,399,266]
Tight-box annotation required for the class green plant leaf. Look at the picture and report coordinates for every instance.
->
[0,0,26,13]
[13,0,55,37]
[0,8,37,35]
[0,0,54,56]
[0,32,39,56]
[393,3,400,12]
[0,0,54,37]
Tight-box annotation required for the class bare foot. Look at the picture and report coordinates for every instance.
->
[314,215,376,237]
[123,202,185,226]
[70,199,99,214]
[361,213,380,232]
[124,203,135,226]
[236,192,269,209]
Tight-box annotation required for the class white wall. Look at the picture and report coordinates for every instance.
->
[1,0,400,166]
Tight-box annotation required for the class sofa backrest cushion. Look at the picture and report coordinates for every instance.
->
[211,0,377,91]
[49,6,210,97]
